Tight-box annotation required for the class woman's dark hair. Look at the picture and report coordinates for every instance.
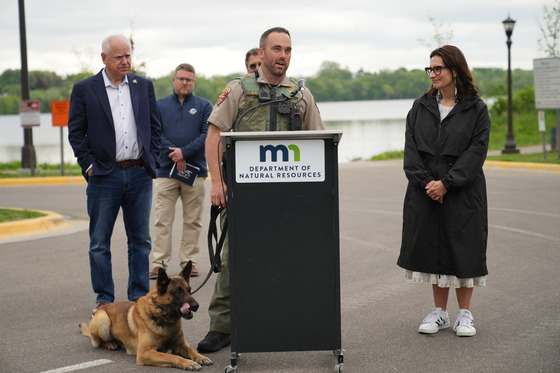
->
[427,45,479,101]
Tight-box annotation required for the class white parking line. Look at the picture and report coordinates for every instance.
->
[491,224,560,242]
[39,359,112,373]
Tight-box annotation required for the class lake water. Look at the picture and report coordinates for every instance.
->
[0,99,414,164]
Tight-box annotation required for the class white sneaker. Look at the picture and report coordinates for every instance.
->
[418,308,450,334]
[454,309,476,337]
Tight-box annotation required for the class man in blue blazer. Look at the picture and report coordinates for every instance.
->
[68,34,161,316]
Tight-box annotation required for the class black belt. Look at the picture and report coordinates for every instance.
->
[115,159,142,168]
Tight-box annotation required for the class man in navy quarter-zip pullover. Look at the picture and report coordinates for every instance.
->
[149,63,212,280]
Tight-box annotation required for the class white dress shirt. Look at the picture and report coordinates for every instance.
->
[102,69,142,162]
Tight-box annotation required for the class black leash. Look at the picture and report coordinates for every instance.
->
[191,205,228,295]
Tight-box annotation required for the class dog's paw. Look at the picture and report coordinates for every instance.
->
[179,361,201,371]
[103,341,119,351]
[193,354,213,366]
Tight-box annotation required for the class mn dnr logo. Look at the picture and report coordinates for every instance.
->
[235,139,325,183]
[259,144,300,162]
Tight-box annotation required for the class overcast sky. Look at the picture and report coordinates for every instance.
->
[0,0,552,79]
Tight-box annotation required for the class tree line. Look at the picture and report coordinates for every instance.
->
[0,62,534,115]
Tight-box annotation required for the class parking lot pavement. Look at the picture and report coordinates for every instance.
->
[0,160,559,373]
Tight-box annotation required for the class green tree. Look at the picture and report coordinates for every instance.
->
[0,66,539,114]
[0,69,22,96]
[152,74,173,98]
[0,69,21,88]
[29,71,63,90]
[488,85,556,150]
[0,95,20,115]
[308,62,355,102]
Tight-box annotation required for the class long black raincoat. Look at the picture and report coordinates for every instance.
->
[397,93,490,278]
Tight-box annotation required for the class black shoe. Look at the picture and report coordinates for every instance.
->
[197,331,231,352]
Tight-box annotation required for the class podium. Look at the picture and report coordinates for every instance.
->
[222,130,344,372]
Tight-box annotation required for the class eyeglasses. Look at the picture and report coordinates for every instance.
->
[175,77,195,83]
[249,63,261,70]
[424,66,448,76]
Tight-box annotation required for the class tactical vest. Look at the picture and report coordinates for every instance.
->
[233,74,303,132]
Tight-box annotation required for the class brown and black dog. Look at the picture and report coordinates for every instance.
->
[79,261,212,371]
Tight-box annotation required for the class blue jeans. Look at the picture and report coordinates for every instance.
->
[86,165,153,303]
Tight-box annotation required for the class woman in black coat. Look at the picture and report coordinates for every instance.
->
[397,45,490,337]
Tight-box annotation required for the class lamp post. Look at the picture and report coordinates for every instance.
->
[19,0,37,174]
[501,15,520,154]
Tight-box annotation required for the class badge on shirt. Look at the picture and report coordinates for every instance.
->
[216,87,231,106]
[189,108,197,115]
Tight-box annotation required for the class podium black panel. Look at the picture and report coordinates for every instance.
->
[223,130,343,368]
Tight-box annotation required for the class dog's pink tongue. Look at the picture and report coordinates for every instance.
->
[180,303,190,314]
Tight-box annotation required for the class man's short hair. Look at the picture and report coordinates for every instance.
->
[175,63,196,75]
[101,34,130,55]
[259,27,291,49]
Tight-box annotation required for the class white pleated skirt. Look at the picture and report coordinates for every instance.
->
[405,270,487,288]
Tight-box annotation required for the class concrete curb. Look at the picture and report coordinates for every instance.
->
[0,176,85,187]
[484,160,560,172]
[0,208,71,239]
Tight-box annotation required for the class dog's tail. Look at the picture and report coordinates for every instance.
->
[79,322,91,337]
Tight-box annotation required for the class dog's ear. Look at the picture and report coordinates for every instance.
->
[156,267,170,295]
[180,260,193,281]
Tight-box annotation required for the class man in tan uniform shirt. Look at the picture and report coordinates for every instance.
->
[198,26,325,353]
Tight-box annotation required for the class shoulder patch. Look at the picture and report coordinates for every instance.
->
[216,87,231,106]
